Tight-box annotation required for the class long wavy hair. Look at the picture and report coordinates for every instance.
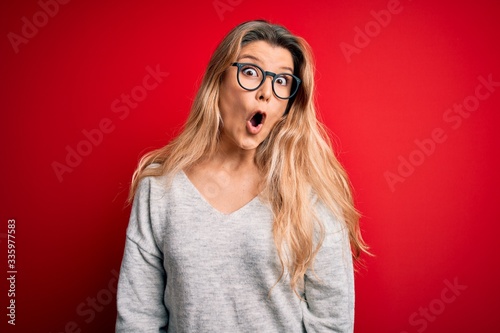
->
[128,20,369,295]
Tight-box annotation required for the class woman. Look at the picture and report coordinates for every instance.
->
[116,20,368,332]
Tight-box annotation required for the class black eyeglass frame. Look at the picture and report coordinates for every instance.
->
[231,62,301,100]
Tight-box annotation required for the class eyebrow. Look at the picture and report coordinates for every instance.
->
[237,54,294,73]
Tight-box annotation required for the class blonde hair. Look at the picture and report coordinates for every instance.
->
[129,20,369,295]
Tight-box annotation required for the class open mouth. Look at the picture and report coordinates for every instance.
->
[249,111,266,127]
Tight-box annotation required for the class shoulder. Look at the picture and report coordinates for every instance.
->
[135,164,180,198]
[131,168,188,224]
[311,195,345,230]
[128,167,182,252]
[312,197,350,249]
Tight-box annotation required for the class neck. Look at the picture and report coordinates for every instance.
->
[213,136,257,173]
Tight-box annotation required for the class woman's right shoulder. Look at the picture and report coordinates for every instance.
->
[136,163,180,196]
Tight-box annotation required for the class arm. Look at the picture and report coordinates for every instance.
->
[116,177,168,332]
[301,203,355,333]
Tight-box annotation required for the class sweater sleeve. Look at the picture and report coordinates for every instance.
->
[116,177,168,333]
[301,202,355,333]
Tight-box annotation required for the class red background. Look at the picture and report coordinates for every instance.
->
[1,0,499,332]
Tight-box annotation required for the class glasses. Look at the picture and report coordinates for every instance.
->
[231,62,301,100]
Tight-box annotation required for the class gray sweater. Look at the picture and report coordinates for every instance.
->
[116,171,354,332]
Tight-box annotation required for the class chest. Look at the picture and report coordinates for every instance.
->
[159,178,280,279]
[184,166,262,215]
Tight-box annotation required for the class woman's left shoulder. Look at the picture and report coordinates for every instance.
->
[312,194,342,220]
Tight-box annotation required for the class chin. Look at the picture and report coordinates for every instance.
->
[237,137,262,150]
[238,142,260,151]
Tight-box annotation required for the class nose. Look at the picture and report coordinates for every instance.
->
[257,75,273,101]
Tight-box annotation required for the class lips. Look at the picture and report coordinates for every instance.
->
[246,111,266,135]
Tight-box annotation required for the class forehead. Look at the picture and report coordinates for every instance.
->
[238,40,294,72]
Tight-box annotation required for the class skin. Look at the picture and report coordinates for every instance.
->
[185,41,294,214]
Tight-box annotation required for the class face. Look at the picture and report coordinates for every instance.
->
[218,40,294,151]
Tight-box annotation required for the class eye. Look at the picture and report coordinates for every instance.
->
[275,75,289,86]
[241,65,260,77]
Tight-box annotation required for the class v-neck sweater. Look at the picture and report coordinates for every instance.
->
[116,171,354,333]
